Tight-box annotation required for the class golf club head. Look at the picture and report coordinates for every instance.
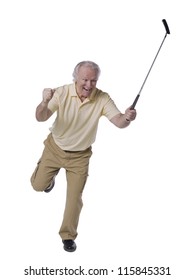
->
[162,19,170,34]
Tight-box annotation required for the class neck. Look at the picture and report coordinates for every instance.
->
[77,93,88,102]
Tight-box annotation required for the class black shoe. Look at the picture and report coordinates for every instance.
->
[62,239,77,252]
[44,176,56,193]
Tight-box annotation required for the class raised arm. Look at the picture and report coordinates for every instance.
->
[35,88,55,122]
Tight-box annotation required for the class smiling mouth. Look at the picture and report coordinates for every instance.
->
[83,87,91,92]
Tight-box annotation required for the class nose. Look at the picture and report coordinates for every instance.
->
[86,80,92,88]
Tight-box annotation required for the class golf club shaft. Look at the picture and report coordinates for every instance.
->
[130,34,168,110]
[129,19,170,111]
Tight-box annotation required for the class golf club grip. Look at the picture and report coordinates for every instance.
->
[162,19,170,34]
[131,94,140,109]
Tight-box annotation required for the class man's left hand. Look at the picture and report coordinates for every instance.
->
[125,108,137,122]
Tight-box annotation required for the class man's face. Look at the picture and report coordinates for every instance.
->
[75,66,98,99]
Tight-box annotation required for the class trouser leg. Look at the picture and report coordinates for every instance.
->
[59,172,87,240]
[30,134,61,191]
[59,148,92,240]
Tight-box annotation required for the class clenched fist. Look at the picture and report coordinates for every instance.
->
[125,107,137,122]
[42,88,55,103]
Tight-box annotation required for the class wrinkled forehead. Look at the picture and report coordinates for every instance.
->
[77,65,99,79]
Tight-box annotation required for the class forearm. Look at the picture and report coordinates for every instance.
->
[35,101,52,122]
[110,113,131,128]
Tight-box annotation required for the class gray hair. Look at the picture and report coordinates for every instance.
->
[72,61,101,81]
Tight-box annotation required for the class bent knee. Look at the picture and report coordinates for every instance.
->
[31,183,45,192]
[30,178,46,192]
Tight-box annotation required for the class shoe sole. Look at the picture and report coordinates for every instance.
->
[63,245,77,252]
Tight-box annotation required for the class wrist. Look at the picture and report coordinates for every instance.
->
[41,100,49,106]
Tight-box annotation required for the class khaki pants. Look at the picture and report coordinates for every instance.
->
[30,133,92,240]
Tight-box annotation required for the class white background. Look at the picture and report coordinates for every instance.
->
[0,0,194,279]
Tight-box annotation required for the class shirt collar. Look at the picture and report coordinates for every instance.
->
[71,83,78,97]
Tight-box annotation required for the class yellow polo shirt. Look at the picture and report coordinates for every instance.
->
[48,83,121,151]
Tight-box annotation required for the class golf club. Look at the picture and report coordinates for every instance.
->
[127,19,170,120]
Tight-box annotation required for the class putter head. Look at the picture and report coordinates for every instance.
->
[162,19,170,34]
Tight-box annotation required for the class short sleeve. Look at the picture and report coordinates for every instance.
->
[102,94,121,120]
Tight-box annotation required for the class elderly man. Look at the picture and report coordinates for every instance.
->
[30,61,136,252]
